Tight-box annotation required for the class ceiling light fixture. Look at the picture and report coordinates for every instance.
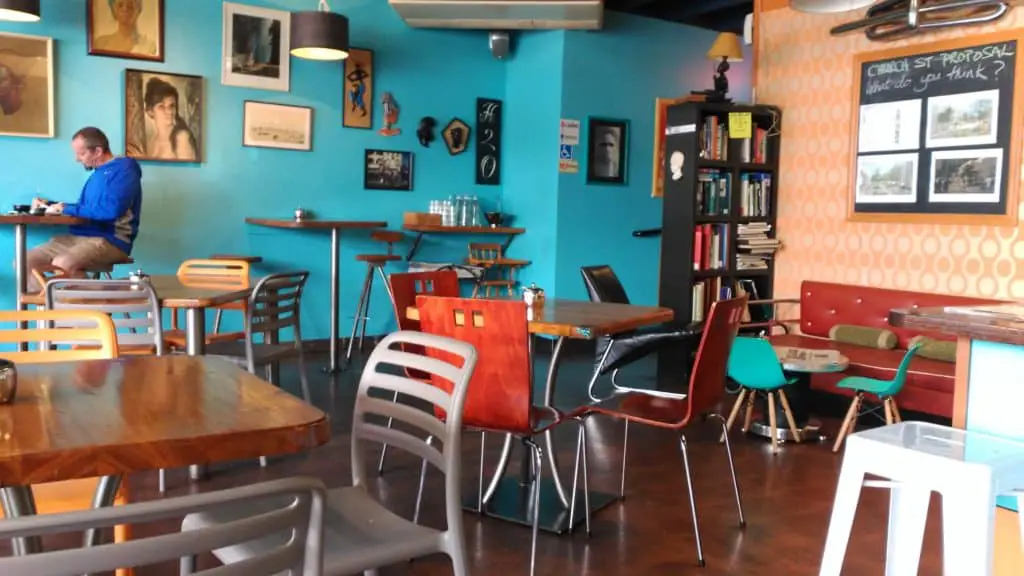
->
[790,0,876,13]
[291,0,350,61]
[0,0,40,22]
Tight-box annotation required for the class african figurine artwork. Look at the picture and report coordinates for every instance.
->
[380,92,401,136]
[347,64,369,118]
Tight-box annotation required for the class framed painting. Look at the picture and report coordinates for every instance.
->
[587,117,628,185]
[343,48,373,129]
[87,0,164,62]
[364,149,413,191]
[124,69,203,163]
[221,2,290,92]
[243,100,313,151]
[0,33,54,138]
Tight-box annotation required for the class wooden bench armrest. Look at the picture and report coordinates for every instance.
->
[742,297,801,334]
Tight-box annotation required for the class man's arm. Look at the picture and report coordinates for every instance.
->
[63,169,139,222]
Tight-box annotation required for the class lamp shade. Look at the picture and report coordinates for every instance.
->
[290,9,350,61]
[0,0,40,22]
[707,32,743,62]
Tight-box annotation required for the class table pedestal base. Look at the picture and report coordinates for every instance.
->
[749,419,826,443]
[464,477,618,535]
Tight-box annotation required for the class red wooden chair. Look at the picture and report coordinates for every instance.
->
[416,295,589,576]
[573,296,749,568]
[377,270,462,474]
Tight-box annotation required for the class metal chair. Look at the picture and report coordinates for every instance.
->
[45,278,164,356]
[572,296,748,568]
[182,331,477,576]
[0,475,326,576]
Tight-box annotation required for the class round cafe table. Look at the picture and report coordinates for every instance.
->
[748,353,850,443]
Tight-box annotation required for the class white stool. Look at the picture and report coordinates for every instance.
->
[820,421,1024,576]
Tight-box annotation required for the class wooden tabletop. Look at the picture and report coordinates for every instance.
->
[403,224,525,235]
[0,356,329,485]
[408,298,673,339]
[246,217,388,230]
[0,214,84,226]
[149,275,251,308]
[891,305,1024,346]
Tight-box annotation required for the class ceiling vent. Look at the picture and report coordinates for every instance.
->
[389,0,603,30]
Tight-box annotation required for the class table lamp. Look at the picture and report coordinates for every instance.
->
[706,32,744,102]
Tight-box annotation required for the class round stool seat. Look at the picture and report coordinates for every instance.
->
[85,257,135,274]
[356,254,402,264]
[210,254,263,264]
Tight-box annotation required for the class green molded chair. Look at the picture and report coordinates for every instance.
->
[724,336,803,454]
[831,342,922,453]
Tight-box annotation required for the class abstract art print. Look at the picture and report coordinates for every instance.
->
[364,149,413,191]
[243,101,312,151]
[222,2,289,92]
[124,69,202,163]
[343,48,373,129]
[925,89,999,148]
[929,148,1002,204]
[87,0,164,62]
[854,153,918,204]
[0,33,53,138]
[587,117,628,184]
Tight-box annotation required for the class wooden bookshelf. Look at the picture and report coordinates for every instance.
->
[657,102,782,388]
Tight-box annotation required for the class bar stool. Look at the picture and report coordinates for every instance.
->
[208,254,263,334]
[820,421,1024,575]
[85,256,136,279]
[346,231,403,363]
[466,242,529,298]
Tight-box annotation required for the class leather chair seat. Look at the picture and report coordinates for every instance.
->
[596,323,702,375]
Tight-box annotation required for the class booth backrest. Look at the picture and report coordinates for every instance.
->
[799,280,1000,349]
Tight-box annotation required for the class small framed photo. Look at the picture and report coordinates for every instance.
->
[0,32,54,138]
[87,0,164,62]
[221,2,290,92]
[124,69,203,163]
[587,117,628,184]
[243,101,313,151]
[855,153,918,204]
[364,149,414,191]
[929,148,1002,204]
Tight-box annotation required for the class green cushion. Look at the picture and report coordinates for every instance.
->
[828,324,898,350]
[909,335,957,363]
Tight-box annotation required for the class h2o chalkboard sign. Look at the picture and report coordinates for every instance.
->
[851,31,1022,226]
[475,98,502,185]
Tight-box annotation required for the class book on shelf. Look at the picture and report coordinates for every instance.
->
[692,223,729,271]
[700,116,728,161]
[692,276,772,323]
[738,172,771,217]
[738,126,770,164]
[697,169,731,216]
[736,222,781,270]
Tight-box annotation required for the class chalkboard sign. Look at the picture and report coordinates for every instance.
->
[850,31,1022,225]
[475,98,502,185]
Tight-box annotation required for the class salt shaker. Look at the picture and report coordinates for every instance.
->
[0,359,17,404]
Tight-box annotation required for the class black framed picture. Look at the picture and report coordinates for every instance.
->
[587,117,628,184]
[364,149,413,191]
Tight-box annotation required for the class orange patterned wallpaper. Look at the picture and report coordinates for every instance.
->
[757,9,1024,302]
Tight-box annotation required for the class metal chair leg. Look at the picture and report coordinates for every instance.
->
[346,266,373,363]
[358,266,378,353]
[715,414,746,527]
[158,469,166,493]
[620,420,630,499]
[376,388,401,475]
[213,309,224,334]
[413,435,435,525]
[568,417,592,535]
[477,431,486,512]
[679,434,705,567]
[525,438,544,576]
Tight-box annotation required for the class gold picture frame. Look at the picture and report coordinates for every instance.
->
[87,0,165,62]
[0,32,55,139]
[124,69,203,163]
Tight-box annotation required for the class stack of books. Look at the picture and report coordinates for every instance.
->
[736,222,781,270]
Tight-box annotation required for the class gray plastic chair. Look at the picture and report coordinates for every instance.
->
[182,330,477,576]
[45,278,165,356]
[0,475,326,576]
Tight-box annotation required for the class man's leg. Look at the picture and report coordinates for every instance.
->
[51,237,128,280]
[22,237,68,293]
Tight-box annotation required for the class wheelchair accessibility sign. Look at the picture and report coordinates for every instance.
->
[558,144,578,173]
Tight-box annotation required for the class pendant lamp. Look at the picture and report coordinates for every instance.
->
[291,0,350,61]
[0,0,40,22]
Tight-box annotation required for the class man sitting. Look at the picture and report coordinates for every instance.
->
[26,126,143,292]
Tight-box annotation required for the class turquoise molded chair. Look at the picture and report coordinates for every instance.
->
[725,336,803,453]
[831,342,922,453]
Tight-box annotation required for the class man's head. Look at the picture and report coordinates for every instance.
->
[108,0,142,27]
[72,127,112,171]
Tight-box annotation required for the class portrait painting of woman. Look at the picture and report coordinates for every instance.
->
[88,0,164,62]
[124,69,202,163]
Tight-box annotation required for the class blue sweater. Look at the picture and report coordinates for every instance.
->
[63,157,143,255]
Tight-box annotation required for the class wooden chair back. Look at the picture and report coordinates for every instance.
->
[416,295,532,433]
[371,230,405,257]
[467,243,503,264]
[0,310,119,363]
[682,296,748,425]
[389,270,460,379]
[176,258,250,287]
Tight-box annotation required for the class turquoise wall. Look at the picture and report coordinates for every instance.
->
[0,2,753,339]
[0,0,503,338]
[554,12,754,304]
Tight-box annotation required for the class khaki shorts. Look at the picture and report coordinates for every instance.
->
[26,235,128,286]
